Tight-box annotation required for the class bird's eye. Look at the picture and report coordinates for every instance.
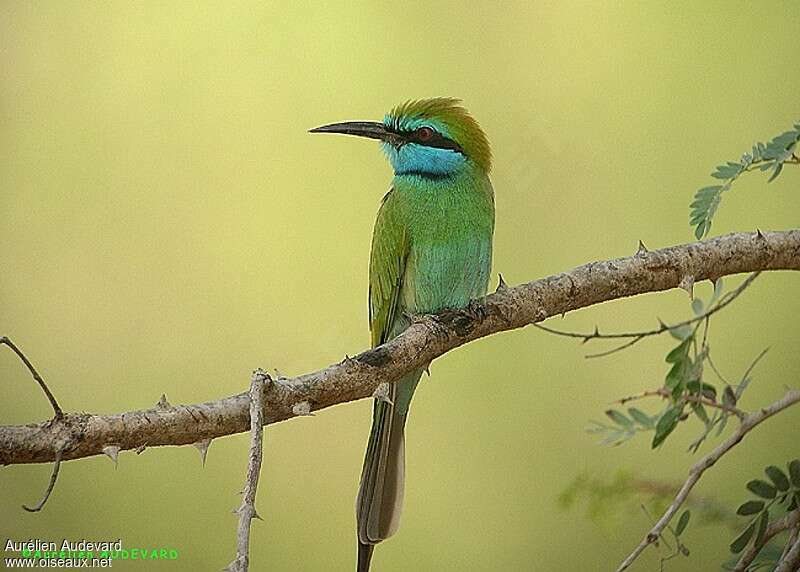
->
[415,126,434,141]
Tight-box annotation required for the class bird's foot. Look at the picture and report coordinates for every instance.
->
[426,313,453,340]
[466,298,489,321]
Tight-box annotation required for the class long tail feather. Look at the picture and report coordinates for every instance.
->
[357,542,374,572]
[355,371,422,570]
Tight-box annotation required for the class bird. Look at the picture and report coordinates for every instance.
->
[310,98,494,571]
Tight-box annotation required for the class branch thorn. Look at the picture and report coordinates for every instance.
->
[636,240,649,255]
[193,438,212,466]
[678,275,695,299]
[102,445,120,467]
[496,273,508,292]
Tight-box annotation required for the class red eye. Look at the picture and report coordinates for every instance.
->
[416,126,434,141]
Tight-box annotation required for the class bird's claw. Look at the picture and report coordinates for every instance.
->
[466,298,488,320]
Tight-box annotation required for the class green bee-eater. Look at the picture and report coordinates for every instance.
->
[311,98,494,571]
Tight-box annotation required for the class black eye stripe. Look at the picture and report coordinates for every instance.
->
[409,129,464,154]
[384,122,465,155]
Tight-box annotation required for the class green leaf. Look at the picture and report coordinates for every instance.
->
[712,278,724,302]
[666,340,691,363]
[767,161,783,182]
[736,500,765,515]
[746,479,776,499]
[690,402,709,424]
[652,406,682,448]
[730,520,756,553]
[687,380,717,401]
[605,409,633,428]
[788,459,800,488]
[689,212,708,226]
[628,407,654,429]
[675,510,691,536]
[669,324,694,341]
[712,163,742,179]
[723,385,737,407]
[691,298,705,316]
[690,199,711,210]
[764,131,799,159]
[696,185,724,197]
[694,221,708,240]
[734,376,751,400]
[765,466,790,492]
[666,361,686,390]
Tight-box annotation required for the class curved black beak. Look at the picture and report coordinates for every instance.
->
[309,121,403,146]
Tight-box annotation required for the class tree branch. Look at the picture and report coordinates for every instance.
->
[775,533,800,572]
[615,388,800,571]
[1,230,799,467]
[225,370,269,572]
[734,509,800,572]
[533,271,760,358]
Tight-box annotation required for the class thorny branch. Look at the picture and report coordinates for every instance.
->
[615,388,800,572]
[1,230,799,468]
[0,228,798,568]
[225,370,269,572]
[533,271,760,358]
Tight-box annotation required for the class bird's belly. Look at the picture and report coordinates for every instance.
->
[401,237,491,314]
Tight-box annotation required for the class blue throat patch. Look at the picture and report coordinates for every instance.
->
[383,142,466,178]
[381,115,467,178]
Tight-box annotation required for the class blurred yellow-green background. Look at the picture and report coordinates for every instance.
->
[2,2,798,571]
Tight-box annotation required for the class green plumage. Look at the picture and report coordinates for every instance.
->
[311,98,494,572]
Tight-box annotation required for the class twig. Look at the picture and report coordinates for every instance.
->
[738,348,770,392]
[225,370,269,572]
[616,388,800,572]
[534,272,760,358]
[705,353,732,386]
[615,387,747,420]
[586,336,646,359]
[1,336,63,418]
[616,389,665,405]
[21,446,64,512]
[733,509,800,571]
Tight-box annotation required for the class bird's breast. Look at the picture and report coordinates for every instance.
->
[397,178,494,314]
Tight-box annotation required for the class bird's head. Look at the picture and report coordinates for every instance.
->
[310,98,491,178]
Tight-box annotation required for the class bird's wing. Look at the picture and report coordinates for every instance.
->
[368,188,408,347]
